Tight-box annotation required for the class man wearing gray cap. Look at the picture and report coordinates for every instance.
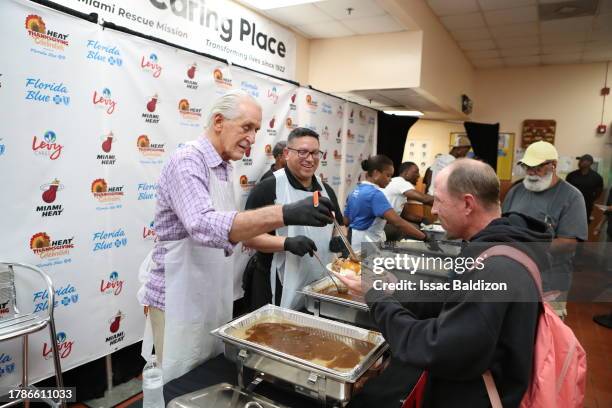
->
[566,154,603,223]
[502,141,587,319]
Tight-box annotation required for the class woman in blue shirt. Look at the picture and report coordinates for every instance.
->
[345,155,426,249]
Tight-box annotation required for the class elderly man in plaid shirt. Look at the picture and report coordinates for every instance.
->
[138,90,335,382]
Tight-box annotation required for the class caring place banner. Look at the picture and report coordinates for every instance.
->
[0,0,376,389]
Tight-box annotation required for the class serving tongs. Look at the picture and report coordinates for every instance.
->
[312,251,347,294]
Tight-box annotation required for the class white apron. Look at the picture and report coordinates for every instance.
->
[139,152,235,383]
[270,169,334,310]
[351,181,387,250]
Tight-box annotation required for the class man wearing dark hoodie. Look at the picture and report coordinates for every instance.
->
[339,159,551,408]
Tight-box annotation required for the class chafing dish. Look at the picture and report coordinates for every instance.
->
[167,383,288,408]
[211,305,388,406]
[300,277,374,329]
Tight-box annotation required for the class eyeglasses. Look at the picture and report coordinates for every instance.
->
[519,161,553,172]
[287,147,325,160]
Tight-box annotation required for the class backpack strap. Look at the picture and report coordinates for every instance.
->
[477,245,543,407]
[477,244,543,298]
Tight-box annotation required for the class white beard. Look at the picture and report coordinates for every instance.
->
[523,172,553,192]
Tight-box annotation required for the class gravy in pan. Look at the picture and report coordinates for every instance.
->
[240,322,374,371]
[318,286,365,302]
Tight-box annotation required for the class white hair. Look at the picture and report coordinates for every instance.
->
[205,89,260,129]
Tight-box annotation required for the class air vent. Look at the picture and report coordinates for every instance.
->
[539,0,598,21]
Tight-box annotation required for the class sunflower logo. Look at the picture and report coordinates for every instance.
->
[178,99,190,112]
[25,15,46,34]
[306,95,312,104]
[239,175,248,186]
[137,135,150,148]
[213,68,223,81]
[30,232,51,249]
[91,179,108,193]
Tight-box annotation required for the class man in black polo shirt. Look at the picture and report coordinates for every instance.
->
[243,127,344,310]
[566,154,604,223]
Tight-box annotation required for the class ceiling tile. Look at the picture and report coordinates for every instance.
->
[472,57,504,68]
[478,0,536,11]
[541,53,582,64]
[427,0,480,16]
[599,0,612,13]
[451,27,493,41]
[315,0,385,20]
[341,15,405,35]
[583,49,612,62]
[500,46,540,57]
[466,49,501,59]
[496,35,539,48]
[264,4,333,26]
[459,38,497,50]
[541,31,588,44]
[294,21,354,38]
[503,55,541,66]
[540,16,594,33]
[541,43,585,54]
[583,40,612,51]
[440,13,486,30]
[489,22,539,39]
[483,6,538,25]
[593,13,612,31]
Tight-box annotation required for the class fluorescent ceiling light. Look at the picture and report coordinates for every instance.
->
[239,0,324,10]
[384,110,424,117]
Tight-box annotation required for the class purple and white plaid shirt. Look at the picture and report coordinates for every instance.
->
[143,137,238,310]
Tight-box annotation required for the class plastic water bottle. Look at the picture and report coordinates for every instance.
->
[142,355,164,408]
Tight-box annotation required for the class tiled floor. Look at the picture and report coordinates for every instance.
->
[565,302,612,408]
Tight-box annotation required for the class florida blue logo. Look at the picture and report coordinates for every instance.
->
[0,353,16,378]
[33,283,79,312]
[92,228,128,251]
[25,78,69,106]
[86,40,122,66]
[0,138,5,157]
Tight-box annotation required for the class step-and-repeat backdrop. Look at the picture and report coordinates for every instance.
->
[0,0,377,389]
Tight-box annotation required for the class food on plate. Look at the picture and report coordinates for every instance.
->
[331,257,361,276]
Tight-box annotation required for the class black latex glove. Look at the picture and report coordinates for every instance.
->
[282,196,334,227]
[284,236,317,257]
[329,236,345,253]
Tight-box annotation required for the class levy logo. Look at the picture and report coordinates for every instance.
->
[143,221,157,241]
[267,86,279,104]
[100,271,124,296]
[141,53,162,78]
[43,332,73,360]
[32,130,63,160]
[336,105,344,118]
[92,87,117,114]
